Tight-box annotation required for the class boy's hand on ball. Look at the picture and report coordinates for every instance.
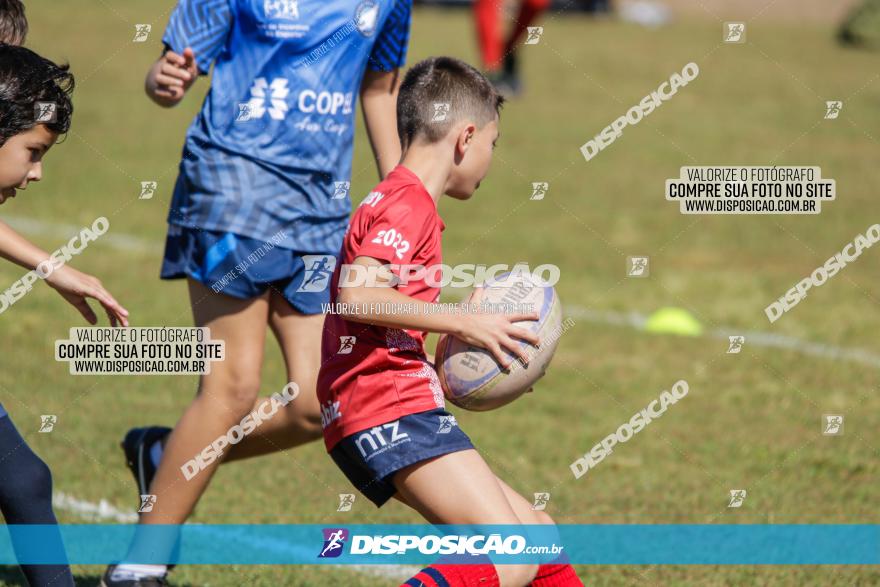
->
[456,288,540,369]
[457,312,540,369]
[146,47,198,106]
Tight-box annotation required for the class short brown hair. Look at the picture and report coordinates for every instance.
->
[397,56,503,150]
[0,0,27,45]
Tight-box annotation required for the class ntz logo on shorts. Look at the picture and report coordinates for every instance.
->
[354,421,410,459]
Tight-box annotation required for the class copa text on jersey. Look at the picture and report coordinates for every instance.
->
[570,380,689,479]
[580,62,700,162]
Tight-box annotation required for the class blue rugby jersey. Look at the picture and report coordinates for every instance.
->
[162,0,411,251]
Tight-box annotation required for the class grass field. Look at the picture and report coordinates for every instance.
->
[1,1,879,585]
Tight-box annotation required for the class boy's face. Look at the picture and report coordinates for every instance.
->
[446,116,499,200]
[0,125,57,204]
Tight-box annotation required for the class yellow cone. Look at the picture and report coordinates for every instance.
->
[644,307,703,337]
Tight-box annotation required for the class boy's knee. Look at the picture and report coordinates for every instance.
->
[273,387,323,439]
[534,510,554,525]
[287,406,323,440]
[204,373,262,416]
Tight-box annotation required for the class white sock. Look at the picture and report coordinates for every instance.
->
[111,564,167,581]
[149,440,164,468]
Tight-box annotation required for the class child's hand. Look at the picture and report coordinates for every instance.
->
[45,265,130,327]
[145,47,198,107]
[455,288,540,369]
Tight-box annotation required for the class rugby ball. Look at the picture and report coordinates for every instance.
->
[436,271,563,411]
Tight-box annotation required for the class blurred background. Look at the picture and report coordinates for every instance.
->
[1,0,878,584]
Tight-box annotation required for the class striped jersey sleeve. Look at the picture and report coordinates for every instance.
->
[162,0,234,75]
[367,0,411,72]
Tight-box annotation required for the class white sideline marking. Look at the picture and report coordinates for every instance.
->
[11,212,877,369]
[4,216,155,254]
[564,305,880,369]
[52,491,416,581]
[54,491,137,523]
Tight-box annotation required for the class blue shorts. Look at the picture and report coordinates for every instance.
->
[330,409,474,507]
[160,225,336,315]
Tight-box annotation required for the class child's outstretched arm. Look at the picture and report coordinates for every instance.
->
[0,221,129,326]
[145,47,198,107]
[0,220,56,270]
[338,255,538,368]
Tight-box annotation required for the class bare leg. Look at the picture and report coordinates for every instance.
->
[223,288,324,461]
[140,279,269,524]
[495,476,556,526]
[393,449,539,587]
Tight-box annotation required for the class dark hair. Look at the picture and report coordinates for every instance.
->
[0,44,74,147]
[0,0,26,45]
[397,56,503,150]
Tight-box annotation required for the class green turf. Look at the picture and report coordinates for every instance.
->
[1,2,878,585]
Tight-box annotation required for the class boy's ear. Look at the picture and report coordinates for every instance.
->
[456,122,477,154]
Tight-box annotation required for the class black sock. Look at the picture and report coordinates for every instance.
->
[0,414,74,586]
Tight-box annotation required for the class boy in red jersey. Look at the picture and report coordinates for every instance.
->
[318,56,582,587]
